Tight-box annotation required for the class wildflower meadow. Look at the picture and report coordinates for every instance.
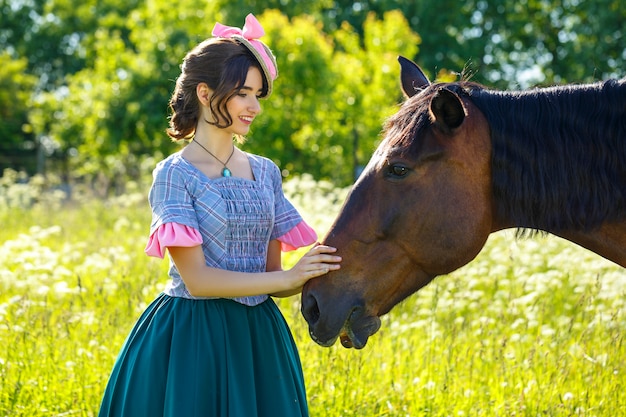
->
[1,173,624,416]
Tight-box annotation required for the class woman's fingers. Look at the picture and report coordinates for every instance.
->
[299,245,341,278]
[308,244,337,255]
[304,245,341,263]
[304,251,341,268]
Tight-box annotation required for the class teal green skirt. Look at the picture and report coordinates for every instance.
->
[98,294,308,416]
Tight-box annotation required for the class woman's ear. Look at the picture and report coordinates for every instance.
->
[196,83,212,106]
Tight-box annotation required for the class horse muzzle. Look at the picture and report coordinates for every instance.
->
[301,288,381,349]
[340,307,382,349]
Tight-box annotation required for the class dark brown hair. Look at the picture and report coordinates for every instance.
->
[166,37,268,141]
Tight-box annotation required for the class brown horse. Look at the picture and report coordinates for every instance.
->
[301,56,626,349]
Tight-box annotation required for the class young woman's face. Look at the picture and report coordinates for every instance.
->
[225,66,264,136]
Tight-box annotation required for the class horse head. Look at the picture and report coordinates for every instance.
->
[301,57,495,348]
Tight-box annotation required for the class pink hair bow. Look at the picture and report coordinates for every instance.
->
[212,13,265,40]
[212,14,278,82]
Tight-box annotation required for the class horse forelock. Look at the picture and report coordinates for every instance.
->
[382,83,474,157]
[381,93,430,156]
[469,79,626,232]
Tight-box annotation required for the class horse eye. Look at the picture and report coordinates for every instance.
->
[387,164,409,178]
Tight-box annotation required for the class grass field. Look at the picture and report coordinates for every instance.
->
[1,174,624,416]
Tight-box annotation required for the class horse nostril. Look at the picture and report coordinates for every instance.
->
[301,293,320,326]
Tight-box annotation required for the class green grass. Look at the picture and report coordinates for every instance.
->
[1,175,624,416]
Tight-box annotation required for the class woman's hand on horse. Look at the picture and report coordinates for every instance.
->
[287,244,341,287]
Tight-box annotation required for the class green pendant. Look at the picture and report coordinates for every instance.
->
[222,167,232,177]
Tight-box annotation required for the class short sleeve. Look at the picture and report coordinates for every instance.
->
[145,222,203,258]
[268,162,318,250]
[147,158,200,240]
[277,220,317,251]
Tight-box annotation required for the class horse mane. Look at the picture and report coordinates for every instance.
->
[385,79,626,233]
[468,79,626,232]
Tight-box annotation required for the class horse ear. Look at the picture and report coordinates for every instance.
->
[429,88,466,131]
[398,56,430,98]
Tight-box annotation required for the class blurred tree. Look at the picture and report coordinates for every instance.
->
[0,0,140,91]
[241,10,419,183]
[244,11,338,179]
[203,0,334,27]
[29,0,222,189]
[0,52,38,173]
[469,0,625,87]
[3,0,624,187]
[29,7,418,186]
[308,0,625,87]
[328,11,419,180]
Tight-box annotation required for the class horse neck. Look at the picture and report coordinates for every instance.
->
[552,221,626,268]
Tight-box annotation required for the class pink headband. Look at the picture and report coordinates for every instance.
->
[212,14,278,96]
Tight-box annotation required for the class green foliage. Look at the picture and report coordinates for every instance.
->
[462,0,626,87]
[247,11,339,177]
[330,11,419,177]
[18,7,418,185]
[1,1,624,183]
[0,53,35,137]
[0,52,37,171]
[0,178,625,416]
[322,0,626,88]
[244,10,418,183]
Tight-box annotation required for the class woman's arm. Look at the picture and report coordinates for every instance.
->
[266,239,301,298]
[266,239,283,272]
[168,243,340,298]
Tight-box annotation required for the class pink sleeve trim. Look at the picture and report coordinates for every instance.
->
[144,223,203,258]
[277,220,318,252]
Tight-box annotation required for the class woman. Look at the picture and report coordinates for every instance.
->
[98,14,341,417]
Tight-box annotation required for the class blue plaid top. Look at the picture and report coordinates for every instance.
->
[148,151,305,306]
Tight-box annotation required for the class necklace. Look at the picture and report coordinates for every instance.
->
[192,139,235,177]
